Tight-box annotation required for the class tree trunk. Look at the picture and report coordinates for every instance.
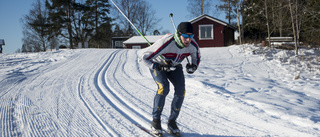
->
[65,4,73,49]
[236,0,242,45]
[289,0,298,55]
[201,0,204,15]
[295,0,301,54]
[279,1,283,37]
[264,0,271,47]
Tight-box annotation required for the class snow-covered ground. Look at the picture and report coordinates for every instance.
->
[0,45,319,137]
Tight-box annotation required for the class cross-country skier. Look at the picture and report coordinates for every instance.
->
[139,22,201,136]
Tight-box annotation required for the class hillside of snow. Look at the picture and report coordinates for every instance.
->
[0,44,319,136]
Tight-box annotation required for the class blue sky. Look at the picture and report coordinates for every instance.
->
[0,0,226,54]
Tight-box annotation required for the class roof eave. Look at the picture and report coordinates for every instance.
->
[189,14,236,30]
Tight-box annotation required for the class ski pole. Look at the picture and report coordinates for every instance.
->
[110,0,151,46]
[169,13,190,64]
[169,13,177,31]
[111,0,168,60]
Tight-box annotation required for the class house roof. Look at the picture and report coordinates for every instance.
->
[123,35,164,44]
[189,14,236,30]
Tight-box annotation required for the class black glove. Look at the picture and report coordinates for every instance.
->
[155,60,176,72]
[186,63,197,74]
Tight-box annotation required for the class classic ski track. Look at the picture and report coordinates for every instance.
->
[94,49,153,133]
[118,50,206,134]
[108,50,231,135]
[0,51,83,137]
[78,75,118,136]
[100,50,219,135]
[26,52,96,136]
[113,50,154,111]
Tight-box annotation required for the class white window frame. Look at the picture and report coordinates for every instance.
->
[115,41,123,48]
[199,24,214,40]
[132,45,141,49]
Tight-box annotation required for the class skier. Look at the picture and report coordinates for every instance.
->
[139,22,201,136]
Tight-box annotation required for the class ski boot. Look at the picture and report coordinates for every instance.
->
[151,119,163,137]
[167,120,181,137]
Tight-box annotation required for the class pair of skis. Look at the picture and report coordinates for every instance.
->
[135,123,181,137]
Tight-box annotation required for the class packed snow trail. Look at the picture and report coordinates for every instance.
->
[0,46,319,137]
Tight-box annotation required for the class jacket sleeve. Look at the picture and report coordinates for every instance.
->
[139,47,158,69]
[190,40,201,67]
[139,34,172,69]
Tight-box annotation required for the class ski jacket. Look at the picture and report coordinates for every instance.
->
[139,33,201,70]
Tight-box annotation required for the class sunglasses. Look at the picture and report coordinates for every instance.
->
[181,33,194,39]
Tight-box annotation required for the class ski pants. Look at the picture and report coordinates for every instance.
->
[150,65,185,121]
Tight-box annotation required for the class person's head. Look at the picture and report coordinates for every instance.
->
[176,22,194,47]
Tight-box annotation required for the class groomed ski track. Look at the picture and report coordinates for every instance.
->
[1,48,319,137]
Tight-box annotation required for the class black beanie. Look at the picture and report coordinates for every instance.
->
[177,22,194,34]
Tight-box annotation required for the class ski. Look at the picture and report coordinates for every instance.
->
[135,123,163,137]
[135,123,182,137]
[167,132,181,137]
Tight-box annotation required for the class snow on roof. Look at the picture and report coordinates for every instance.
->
[123,35,164,44]
[189,14,236,30]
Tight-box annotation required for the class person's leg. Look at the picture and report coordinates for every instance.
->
[167,65,185,121]
[150,69,170,120]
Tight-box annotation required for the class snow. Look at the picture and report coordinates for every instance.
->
[123,35,164,44]
[0,44,319,137]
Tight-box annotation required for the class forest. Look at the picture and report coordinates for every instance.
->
[20,0,320,53]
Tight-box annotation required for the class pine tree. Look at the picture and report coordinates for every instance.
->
[218,0,236,24]
[301,0,320,47]
[85,0,113,48]
[46,0,78,49]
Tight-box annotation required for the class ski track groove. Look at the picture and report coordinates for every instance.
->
[94,50,156,134]
[78,74,117,136]
[113,50,154,114]
[111,50,226,135]
[100,50,207,135]
[0,51,92,137]
[2,47,318,136]
[1,48,252,136]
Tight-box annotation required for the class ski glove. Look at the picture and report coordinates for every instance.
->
[155,61,176,72]
[186,63,197,74]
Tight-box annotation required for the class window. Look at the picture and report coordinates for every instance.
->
[115,41,123,48]
[199,25,213,40]
[132,45,141,49]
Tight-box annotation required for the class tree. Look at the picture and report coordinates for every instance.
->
[187,0,222,19]
[46,0,79,49]
[242,0,320,49]
[135,2,161,35]
[111,0,160,36]
[69,1,91,48]
[242,0,287,44]
[233,0,243,44]
[113,25,125,36]
[263,0,272,47]
[187,0,212,17]
[218,0,243,44]
[301,0,320,47]
[288,0,304,55]
[21,0,52,52]
[218,0,237,24]
[111,0,140,36]
[85,0,113,48]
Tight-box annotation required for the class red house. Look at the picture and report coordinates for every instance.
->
[123,15,236,49]
[189,14,236,47]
